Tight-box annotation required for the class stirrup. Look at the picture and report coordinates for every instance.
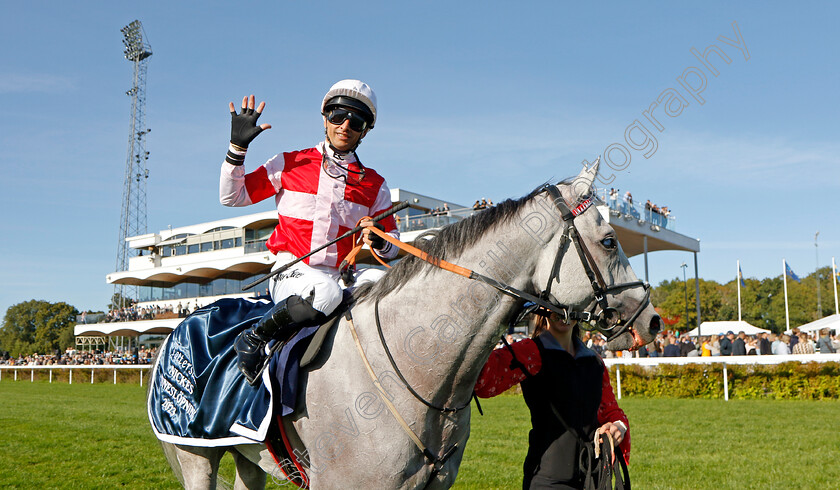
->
[235,295,320,385]
[243,357,268,386]
[237,294,326,385]
[247,341,286,386]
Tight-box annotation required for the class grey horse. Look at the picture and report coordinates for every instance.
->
[153,160,660,489]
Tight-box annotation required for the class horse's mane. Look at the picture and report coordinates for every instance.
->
[353,183,556,304]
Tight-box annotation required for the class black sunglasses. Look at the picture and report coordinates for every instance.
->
[325,108,369,132]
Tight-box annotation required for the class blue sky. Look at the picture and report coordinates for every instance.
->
[1,1,838,318]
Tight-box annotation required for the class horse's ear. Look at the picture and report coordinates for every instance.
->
[569,157,600,201]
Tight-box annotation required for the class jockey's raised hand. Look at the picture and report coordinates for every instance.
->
[229,94,271,150]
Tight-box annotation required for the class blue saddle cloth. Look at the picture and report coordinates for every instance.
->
[147,297,319,447]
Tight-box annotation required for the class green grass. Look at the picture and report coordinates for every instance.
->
[459,396,840,489]
[1,381,838,489]
[0,382,179,489]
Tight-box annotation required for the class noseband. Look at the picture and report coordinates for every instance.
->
[523,185,651,342]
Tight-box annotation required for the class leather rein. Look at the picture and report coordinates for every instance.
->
[348,184,651,345]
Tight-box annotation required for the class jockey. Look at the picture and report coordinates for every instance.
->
[219,80,399,384]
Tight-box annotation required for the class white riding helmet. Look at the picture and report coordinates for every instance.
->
[321,79,378,128]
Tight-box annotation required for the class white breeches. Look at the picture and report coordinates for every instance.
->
[269,252,386,315]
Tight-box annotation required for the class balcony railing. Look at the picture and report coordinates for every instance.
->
[396,192,675,235]
[395,207,477,233]
[597,188,676,231]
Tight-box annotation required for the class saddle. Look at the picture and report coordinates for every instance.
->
[299,313,340,369]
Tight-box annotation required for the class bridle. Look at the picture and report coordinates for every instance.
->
[532,185,651,343]
[346,183,651,487]
[356,184,652,344]
[354,182,655,415]
[457,184,651,344]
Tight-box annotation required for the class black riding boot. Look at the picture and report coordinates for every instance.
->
[234,294,325,385]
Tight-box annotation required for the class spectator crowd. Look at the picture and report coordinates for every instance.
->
[431,203,451,216]
[626,327,838,358]
[607,187,672,228]
[93,302,201,323]
[0,346,158,366]
[472,198,493,210]
[500,327,838,358]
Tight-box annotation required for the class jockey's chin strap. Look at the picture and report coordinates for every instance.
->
[354,185,651,344]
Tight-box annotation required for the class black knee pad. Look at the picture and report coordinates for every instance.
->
[285,294,327,326]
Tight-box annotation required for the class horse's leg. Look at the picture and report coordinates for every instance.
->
[229,448,266,490]
[159,441,187,487]
[233,444,286,482]
[173,444,225,490]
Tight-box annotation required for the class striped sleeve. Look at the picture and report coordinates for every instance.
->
[220,160,252,207]
[219,149,284,207]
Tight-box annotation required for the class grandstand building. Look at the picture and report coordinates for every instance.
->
[74,187,700,350]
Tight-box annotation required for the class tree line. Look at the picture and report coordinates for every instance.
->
[0,294,127,358]
[652,266,838,333]
[0,300,78,358]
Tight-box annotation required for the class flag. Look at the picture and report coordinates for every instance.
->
[738,264,745,287]
[785,262,801,283]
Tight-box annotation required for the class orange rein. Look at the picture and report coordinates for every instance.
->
[341,218,473,279]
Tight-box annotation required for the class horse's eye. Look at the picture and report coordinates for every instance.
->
[601,237,617,250]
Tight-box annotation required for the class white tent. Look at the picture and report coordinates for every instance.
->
[686,320,770,337]
[787,314,840,334]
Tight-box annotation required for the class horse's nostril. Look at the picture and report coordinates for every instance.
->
[649,315,661,334]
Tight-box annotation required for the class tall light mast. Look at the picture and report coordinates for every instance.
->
[114,20,152,308]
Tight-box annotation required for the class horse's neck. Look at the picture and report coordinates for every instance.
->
[376,201,561,404]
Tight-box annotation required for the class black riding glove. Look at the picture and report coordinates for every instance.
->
[367,222,387,251]
[230,105,265,149]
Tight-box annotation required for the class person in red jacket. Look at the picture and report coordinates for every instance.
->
[475,310,630,488]
[219,80,399,384]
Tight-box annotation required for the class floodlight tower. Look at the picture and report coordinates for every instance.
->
[114,20,152,308]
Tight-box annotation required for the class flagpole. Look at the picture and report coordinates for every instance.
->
[737,260,742,322]
[783,258,790,331]
[833,256,838,316]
